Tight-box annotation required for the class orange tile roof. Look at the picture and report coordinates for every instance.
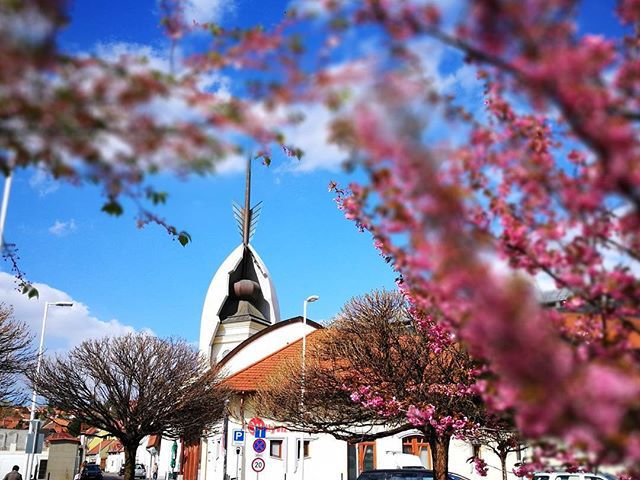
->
[47,432,80,444]
[224,331,324,392]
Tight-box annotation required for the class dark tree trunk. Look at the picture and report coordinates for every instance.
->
[500,452,508,480]
[123,442,139,480]
[428,434,451,480]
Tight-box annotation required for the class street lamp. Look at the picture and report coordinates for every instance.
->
[300,295,318,480]
[0,173,13,250]
[26,301,74,479]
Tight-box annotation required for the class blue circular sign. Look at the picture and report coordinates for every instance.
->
[253,438,266,454]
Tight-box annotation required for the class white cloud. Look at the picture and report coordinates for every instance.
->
[48,219,77,237]
[277,104,347,173]
[181,0,234,24]
[0,272,147,354]
[29,168,60,197]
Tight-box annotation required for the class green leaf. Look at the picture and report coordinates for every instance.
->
[27,287,39,299]
[147,191,169,205]
[178,232,191,247]
[101,200,124,216]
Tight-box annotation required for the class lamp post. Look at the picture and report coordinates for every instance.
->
[300,295,318,480]
[26,301,73,479]
[0,173,13,250]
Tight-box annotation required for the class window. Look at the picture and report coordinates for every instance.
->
[402,435,431,469]
[297,440,310,459]
[357,442,376,473]
[270,440,283,459]
[37,460,48,480]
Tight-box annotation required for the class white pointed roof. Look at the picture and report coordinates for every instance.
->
[199,243,280,358]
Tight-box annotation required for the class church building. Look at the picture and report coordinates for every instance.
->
[188,161,523,480]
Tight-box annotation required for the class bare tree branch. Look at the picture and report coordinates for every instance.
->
[32,333,228,480]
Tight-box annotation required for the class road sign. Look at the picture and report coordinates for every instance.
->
[251,458,265,473]
[254,426,266,439]
[252,438,266,454]
[247,417,265,435]
[232,429,245,445]
[25,432,44,454]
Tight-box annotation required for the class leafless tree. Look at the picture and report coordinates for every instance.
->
[256,290,485,480]
[34,333,228,480]
[466,419,527,480]
[253,328,413,443]
[0,304,33,402]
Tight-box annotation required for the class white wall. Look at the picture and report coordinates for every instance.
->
[0,452,49,480]
[200,414,528,480]
[220,321,318,378]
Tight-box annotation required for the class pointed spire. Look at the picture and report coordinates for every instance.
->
[232,155,262,245]
[243,156,251,246]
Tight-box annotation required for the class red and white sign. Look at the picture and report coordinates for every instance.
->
[251,458,265,473]
[247,417,265,435]
[247,417,288,434]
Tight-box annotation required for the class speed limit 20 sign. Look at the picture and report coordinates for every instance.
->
[251,457,265,472]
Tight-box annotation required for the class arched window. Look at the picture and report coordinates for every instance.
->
[402,435,431,468]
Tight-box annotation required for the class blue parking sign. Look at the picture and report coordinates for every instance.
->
[232,429,245,445]
[254,426,266,439]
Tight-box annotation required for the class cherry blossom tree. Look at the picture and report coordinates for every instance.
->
[257,290,485,480]
[0,0,297,294]
[5,0,640,474]
[174,0,640,475]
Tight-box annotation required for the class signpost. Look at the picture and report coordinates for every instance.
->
[232,429,245,446]
[254,427,266,439]
[252,439,266,454]
[251,458,265,473]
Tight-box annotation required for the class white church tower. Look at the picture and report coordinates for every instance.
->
[198,158,280,364]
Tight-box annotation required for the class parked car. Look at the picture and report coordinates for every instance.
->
[357,470,470,480]
[80,465,103,480]
[533,473,609,480]
[134,464,147,479]
[119,465,125,476]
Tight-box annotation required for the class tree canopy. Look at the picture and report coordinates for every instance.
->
[34,333,228,480]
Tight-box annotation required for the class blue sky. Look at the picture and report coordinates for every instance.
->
[0,0,623,351]
[1,0,402,351]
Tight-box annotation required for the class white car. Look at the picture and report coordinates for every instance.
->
[134,464,146,479]
[533,473,609,480]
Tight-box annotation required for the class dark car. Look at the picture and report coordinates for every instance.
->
[357,470,470,480]
[80,465,103,480]
[119,466,126,476]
